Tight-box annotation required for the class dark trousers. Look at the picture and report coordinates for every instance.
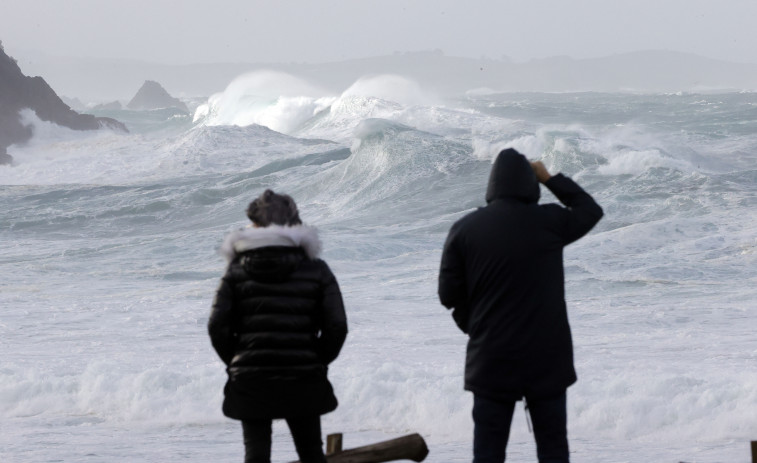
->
[242,415,326,463]
[472,392,569,463]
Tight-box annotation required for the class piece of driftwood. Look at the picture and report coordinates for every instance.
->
[327,433,344,455]
[290,432,429,463]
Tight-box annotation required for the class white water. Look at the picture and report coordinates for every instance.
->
[2,79,756,462]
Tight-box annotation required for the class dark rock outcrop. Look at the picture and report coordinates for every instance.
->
[0,43,127,165]
[92,100,123,111]
[126,80,188,112]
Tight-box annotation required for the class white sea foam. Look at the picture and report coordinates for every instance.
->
[471,133,545,162]
[297,95,405,142]
[1,111,341,186]
[1,110,139,185]
[0,361,222,424]
[577,126,695,175]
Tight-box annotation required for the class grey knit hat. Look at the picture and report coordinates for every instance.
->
[246,189,302,227]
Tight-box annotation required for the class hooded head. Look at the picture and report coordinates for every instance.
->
[485,148,540,204]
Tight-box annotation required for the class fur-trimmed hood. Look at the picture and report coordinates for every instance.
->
[220,224,322,262]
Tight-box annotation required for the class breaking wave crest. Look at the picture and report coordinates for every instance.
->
[193,72,437,141]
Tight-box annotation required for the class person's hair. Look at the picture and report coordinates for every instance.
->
[246,189,302,227]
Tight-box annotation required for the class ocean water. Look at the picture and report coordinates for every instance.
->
[1,75,757,462]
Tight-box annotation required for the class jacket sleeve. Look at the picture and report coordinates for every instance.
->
[544,173,604,245]
[438,222,470,333]
[208,271,237,366]
[317,262,348,365]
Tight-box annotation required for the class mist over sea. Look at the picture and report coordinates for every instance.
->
[1,74,756,462]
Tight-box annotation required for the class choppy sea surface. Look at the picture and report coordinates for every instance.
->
[2,75,756,462]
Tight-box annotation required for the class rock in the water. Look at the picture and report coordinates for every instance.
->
[61,95,86,110]
[92,100,123,111]
[0,43,128,165]
[127,80,189,112]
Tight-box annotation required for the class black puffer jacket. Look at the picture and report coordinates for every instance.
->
[209,225,347,420]
[438,150,603,401]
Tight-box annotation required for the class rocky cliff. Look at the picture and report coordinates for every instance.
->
[0,43,127,165]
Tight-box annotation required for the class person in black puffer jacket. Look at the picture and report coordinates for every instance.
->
[209,190,347,463]
[439,149,603,463]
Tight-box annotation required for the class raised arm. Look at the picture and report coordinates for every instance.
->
[532,161,603,245]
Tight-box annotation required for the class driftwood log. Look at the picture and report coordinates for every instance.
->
[289,433,429,463]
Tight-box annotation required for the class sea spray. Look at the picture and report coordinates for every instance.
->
[193,70,334,133]
[194,73,438,141]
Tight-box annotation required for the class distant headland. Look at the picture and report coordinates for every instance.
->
[10,48,757,103]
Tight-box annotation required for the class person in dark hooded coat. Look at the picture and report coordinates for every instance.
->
[209,189,347,463]
[438,148,602,463]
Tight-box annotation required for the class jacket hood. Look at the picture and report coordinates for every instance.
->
[220,224,322,262]
[485,148,540,204]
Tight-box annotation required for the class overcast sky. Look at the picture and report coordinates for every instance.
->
[1,0,756,65]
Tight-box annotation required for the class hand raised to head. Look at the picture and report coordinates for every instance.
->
[530,161,552,184]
